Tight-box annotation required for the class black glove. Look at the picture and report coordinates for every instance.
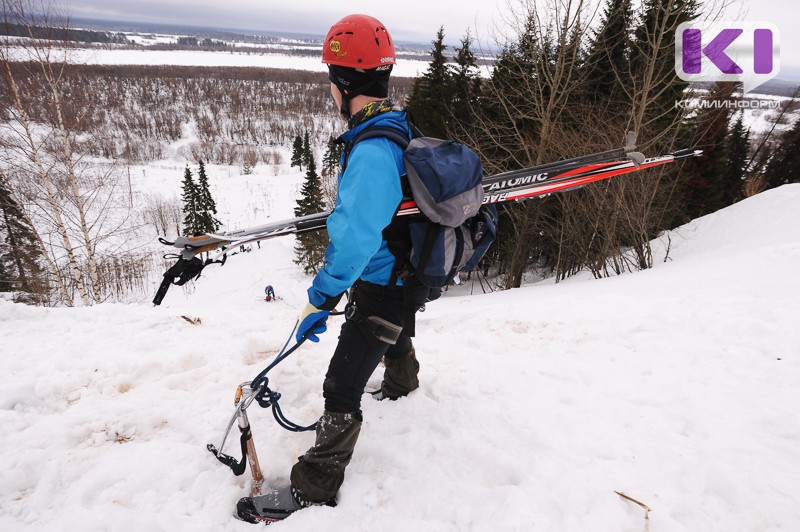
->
[153,257,205,305]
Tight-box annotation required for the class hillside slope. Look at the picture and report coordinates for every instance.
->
[1,184,799,532]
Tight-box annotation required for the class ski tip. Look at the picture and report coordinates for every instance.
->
[671,148,704,159]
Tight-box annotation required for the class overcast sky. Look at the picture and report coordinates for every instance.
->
[64,0,800,73]
[66,0,498,43]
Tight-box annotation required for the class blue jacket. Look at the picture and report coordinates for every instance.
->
[307,110,411,309]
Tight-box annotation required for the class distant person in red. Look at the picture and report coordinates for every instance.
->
[264,285,275,302]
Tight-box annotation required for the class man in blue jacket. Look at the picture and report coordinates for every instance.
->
[236,14,430,525]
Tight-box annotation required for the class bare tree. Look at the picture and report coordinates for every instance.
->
[457,0,594,288]
[540,0,700,280]
[142,194,182,238]
[625,0,732,149]
[580,0,732,275]
[457,0,737,286]
[1,0,135,305]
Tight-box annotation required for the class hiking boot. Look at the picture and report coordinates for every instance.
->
[234,485,336,525]
[378,347,419,400]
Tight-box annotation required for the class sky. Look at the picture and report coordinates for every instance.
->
[60,0,800,75]
[65,0,498,44]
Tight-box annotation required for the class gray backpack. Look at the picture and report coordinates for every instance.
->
[347,126,498,288]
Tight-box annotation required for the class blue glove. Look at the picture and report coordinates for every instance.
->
[296,303,330,343]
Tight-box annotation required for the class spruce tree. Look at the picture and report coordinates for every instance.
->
[721,113,750,205]
[451,31,481,128]
[181,166,199,235]
[195,160,221,233]
[682,82,737,220]
[763,116,800,190]
[632,0,698,146]
[584,0,633,103]
[293,153,328,274]
[0,177,46,303]
[470,16,562,287]
[291,135,303,169]
[405,26,453,137]
[302,132,313,170]
[621,0,699,234]
[475,15,547,170]
[321,136,343,178]
[0,252,11,295]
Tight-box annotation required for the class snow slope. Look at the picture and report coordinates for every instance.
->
[1,183,799,532]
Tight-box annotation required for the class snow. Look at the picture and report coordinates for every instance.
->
[7,45,434,78]
[121,33,179,46]
[2,161,800,530]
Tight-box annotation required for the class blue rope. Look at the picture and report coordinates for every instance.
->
[248,320,316,432]
[248,312,342,433]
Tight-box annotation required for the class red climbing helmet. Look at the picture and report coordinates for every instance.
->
[322,14,396,69]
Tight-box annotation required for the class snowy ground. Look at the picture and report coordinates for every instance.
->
[7,45,436,78]
[1,172,799,530]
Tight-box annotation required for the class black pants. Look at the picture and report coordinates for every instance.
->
[323,279,430,413]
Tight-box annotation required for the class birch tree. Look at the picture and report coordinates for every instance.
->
[1,0,135,305]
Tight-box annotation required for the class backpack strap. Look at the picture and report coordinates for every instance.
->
[353,126,411,148]
[341,125,411,173]
[338,120,432,334]
[339,123,418,287]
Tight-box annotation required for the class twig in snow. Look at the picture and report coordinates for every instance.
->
[615,491,652,532]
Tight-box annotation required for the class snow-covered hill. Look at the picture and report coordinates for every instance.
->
[1,176,799,531]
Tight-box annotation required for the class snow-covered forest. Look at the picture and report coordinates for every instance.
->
[3,0,799,306]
